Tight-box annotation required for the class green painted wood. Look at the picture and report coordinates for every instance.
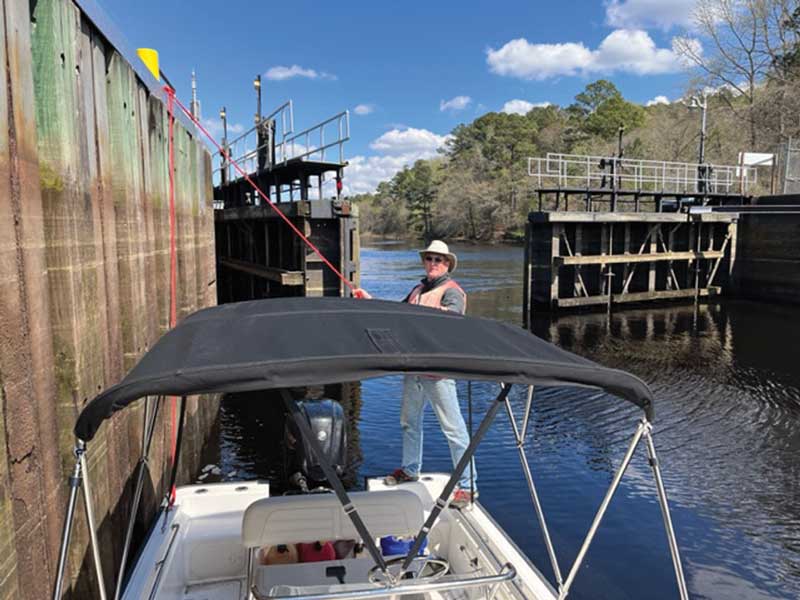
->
[3,2,217,597]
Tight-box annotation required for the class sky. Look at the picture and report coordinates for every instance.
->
[99,0,701,194]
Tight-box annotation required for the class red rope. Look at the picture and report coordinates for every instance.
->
[168,93,357,294]
[165,85,179,506]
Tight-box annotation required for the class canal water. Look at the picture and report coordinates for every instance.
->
[212,240,800,600]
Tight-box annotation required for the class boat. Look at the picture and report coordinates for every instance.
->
[54,297,689,600]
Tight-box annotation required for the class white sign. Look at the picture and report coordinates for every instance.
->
[738,152,774,167]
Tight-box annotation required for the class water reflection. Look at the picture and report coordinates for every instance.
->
[529,302,800,599]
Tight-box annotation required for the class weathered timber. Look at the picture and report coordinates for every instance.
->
[555,250,725,266]
[214,199,359,302]
[1,1,219,599]
[733,211,800,304]
[524,210,738,315]
[557,287,721,308]
[218,258,305,286]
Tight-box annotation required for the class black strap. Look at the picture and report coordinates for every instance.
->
[280,390,389,575]
[401,383,512,572]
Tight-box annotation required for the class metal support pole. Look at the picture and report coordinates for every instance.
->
[558,419,647,600]
[52,445,84,600]
[401,384,513,573]
[606,224,614,315]
[468,382,474,507]
[504,397,563,589]
[644,427,690,600]
[163,396,187,530]
[114,398,161,600]
[80,447,108,600]
[280,391,391,580]
[521,385,534,440]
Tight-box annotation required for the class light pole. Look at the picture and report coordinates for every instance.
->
[689,92,708,196]
[254,74,262,125]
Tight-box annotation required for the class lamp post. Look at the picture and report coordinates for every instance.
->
[254,74,262,125]
[220,106,228,185]
[689,92,708,196]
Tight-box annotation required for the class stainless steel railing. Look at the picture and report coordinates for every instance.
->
[214,104,349,188]
[528,153,758,195]
[250,564,517,600]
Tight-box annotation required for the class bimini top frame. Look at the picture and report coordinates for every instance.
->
[57,297,688,600]
[74,297,653,442]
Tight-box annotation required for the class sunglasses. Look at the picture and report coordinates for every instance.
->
[424,255,447,264]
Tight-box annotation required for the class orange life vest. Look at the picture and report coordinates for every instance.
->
[407,279,466,312]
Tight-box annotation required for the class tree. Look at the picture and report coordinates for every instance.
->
[566,81,646,141]
[394,160,440,240]
[569,80,622,117]
[674,0,800,146]
[584,96,646,140]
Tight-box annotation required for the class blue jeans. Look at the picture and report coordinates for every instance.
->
[400,375,476,490]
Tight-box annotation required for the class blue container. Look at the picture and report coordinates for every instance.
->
[380,535,428,556]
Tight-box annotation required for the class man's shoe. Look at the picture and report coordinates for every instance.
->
[384,469,419,486]
[450,488,479,509]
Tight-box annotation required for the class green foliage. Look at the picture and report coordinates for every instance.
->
[584,95,646,140]
[570,79,621,116]
[352,68,800,240]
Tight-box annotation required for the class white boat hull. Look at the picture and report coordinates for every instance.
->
[121,475,557,600]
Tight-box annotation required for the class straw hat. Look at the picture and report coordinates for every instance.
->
[419,240,457,273]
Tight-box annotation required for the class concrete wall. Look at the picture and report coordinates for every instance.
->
[0,1,217,598]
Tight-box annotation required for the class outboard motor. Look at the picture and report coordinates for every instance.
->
[285,399,347,492]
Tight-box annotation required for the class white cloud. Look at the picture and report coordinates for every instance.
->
[369,127,450,156]
[487,30,696,80]
[344,127,451,194]
[606,0,696,31]
[354,104,375,115]
[501,99,552,115]
[264,65,336,81]
[201,117,244,138]
[645,95,670,106]
[343,154,412,195]
[439,95,472,111]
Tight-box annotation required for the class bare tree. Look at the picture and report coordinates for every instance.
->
[675,0,799,147]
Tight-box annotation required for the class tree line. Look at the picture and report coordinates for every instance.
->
[352,0,800,242]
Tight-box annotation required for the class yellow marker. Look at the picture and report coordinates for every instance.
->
[137,48,160,81]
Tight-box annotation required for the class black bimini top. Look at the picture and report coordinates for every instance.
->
[74,297,654,441]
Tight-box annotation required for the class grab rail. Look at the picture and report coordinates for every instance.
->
[251,563,517,600]
[147,522,180,600]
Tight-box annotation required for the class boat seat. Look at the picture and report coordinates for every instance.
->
[241,490,424,548]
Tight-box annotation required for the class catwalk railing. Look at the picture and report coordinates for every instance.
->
[215,104,349,186]
[529,153,758,196]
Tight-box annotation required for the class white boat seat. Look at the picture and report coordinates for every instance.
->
[241,490,424,548]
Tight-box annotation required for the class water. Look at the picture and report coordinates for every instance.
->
[214,240,800,600]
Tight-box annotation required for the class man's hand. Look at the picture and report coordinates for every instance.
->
[353,288,372,299]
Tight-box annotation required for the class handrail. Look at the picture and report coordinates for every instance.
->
[215,106,348,187]
[529,152,759,195]
[251,563,517,600]
[276,110,350,165]
[147,523,180,600]
[216,101,295,183]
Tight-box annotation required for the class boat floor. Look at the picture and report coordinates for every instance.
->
[124,475,557,600]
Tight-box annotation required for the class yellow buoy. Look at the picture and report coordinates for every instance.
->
[137,48,160,81]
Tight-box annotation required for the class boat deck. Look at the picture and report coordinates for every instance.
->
[122,476,557,600]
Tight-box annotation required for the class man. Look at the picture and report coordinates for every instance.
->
[355,240,476,508]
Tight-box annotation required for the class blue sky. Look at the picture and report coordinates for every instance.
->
[100,0,699,193]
